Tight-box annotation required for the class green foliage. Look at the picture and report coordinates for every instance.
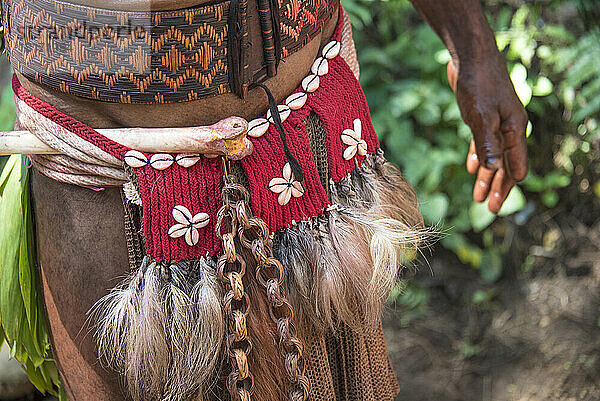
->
[0,156,65,399]
[343,0,599,312]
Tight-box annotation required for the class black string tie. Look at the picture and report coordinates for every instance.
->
[250,82,305,184]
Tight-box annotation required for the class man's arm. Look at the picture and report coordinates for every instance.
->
[410,0,528,213]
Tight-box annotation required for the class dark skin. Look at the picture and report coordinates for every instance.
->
[411,0,529,213]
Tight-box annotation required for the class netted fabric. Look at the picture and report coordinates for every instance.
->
[121,169,146,271]
[306,111,330,197]
[303,323,399,401]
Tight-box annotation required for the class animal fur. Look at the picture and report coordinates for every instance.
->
[274,151,427,332]
[91,257,224,401]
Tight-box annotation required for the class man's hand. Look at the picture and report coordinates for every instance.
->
[409,0,528,213]
[447,58,528,213]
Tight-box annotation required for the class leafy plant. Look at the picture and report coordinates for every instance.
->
[0,156,65,399]
[343,0,599,314]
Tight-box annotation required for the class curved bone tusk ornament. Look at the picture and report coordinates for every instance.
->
[0,116,254,161]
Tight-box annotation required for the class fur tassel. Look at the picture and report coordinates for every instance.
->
[274,151,428,332]
[91,257,224,401]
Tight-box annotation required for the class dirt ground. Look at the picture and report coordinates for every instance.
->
[386,205,600,401]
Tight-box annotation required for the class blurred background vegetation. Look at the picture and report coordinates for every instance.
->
[343,0,599,310]
[341,0,600,399]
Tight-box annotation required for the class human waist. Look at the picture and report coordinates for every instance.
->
[2,0,339,105]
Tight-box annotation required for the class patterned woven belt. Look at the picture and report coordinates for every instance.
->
[1,0,338,103]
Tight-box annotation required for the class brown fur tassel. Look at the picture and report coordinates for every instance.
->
[274,150,427,332]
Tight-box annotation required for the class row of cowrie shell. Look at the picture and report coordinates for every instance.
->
[247,40,341,139]
[125,41,342,165]
[124,150,202,170]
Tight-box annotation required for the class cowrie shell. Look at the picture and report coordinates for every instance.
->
[357,141,368,156]
[267,104,291,124]
[302,74,320,93]
[248,118,269,138]
[311,57,329,76]
[150,153,174,170]
[285,92,308,110]
[322,41,341,59]
[124,150,148,168]
[175,154,201,168]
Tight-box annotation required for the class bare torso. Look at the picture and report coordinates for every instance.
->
[27,1,338,399]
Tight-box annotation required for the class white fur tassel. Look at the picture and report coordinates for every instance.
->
[90,257,224,401]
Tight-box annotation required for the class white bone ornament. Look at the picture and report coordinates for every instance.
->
[0,116,254,160]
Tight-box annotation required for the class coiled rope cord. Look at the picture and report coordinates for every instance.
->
[13,9,359,190]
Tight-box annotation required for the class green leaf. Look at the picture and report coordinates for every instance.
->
[419,192,449,224]
[0,155,18,195]
[472,289,496,305]
[469,201,496,232]
[510,63,533,106]
[20,185,34,336]
[533,76,554,97]
[542,190,559,208]
[498,186,526,216]
[0,157,27,344]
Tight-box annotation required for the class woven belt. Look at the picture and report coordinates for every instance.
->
[1,0,338,103]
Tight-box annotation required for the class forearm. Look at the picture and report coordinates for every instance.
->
[409,0,498,64]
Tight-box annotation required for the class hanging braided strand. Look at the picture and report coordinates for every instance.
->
[239,0,250,98]
[216,161,255,401]
[226,170,310,400]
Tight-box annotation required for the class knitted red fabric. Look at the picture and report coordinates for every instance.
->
[134,157,223,261]
[12,7,380,262]
[239,55,380,233]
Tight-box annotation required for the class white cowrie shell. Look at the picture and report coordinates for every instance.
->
[150,153,174,170]
[311,57,329,76]
[192,212,210,229]
[267,104,291,124]
[285,92,308,110]
[175,154,201,168]
[322,41,341,59]
[124,150,148,168]
[302,74,320,93]
[185,228,200,246]
[357,140,368,156]
[247,118,269,138]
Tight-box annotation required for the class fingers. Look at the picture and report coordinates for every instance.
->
[487,168,515,213]
[466,140,479,175]
[473,166,496,203]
